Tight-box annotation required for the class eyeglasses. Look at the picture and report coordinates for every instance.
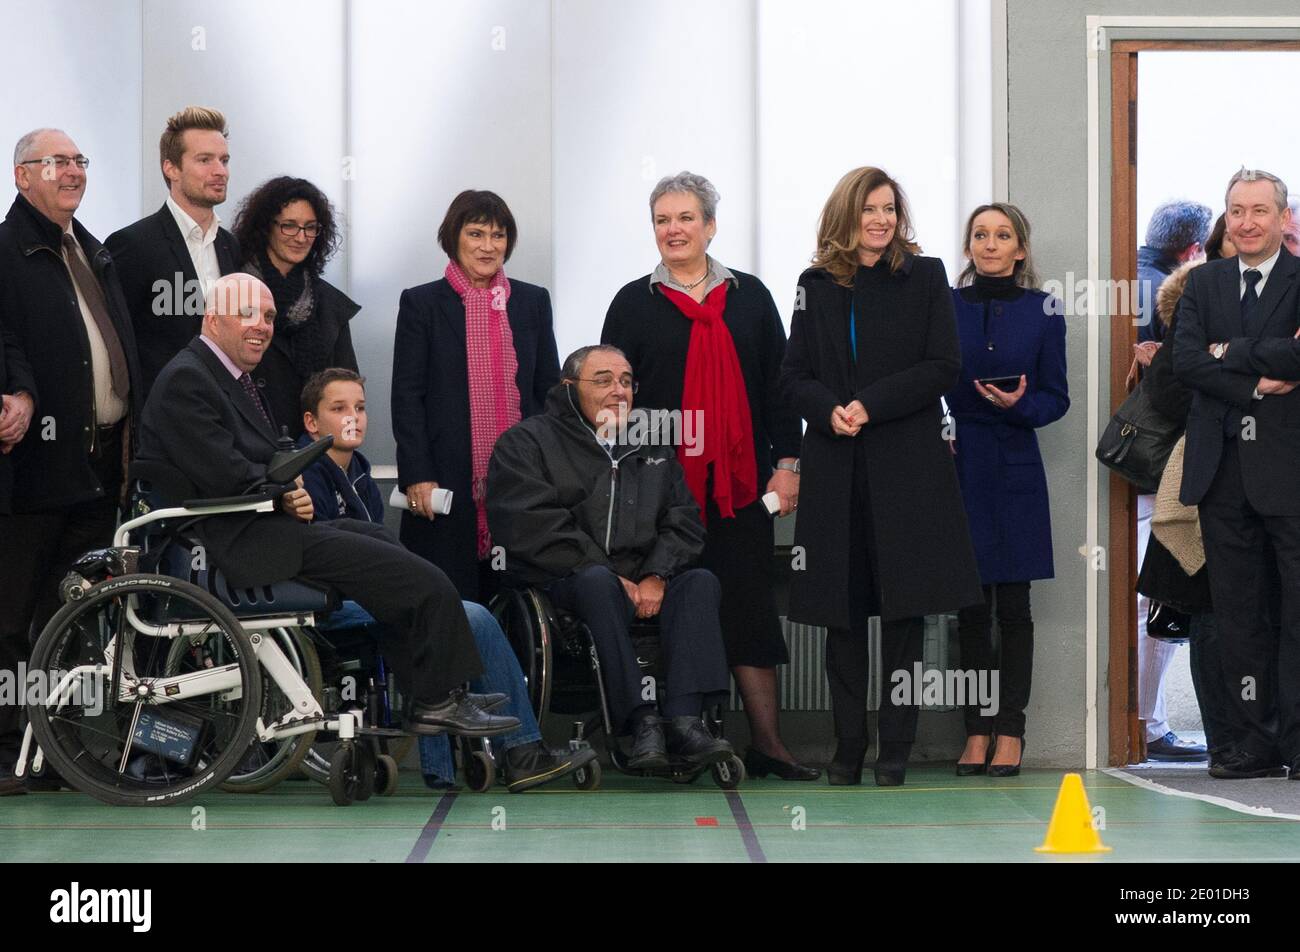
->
[274,220,322,238]
[575,374,638,394]
[20,154,90,170]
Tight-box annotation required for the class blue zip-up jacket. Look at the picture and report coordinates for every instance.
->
[297,432,384,525]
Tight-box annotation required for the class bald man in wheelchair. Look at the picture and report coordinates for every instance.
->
[486,344,733,770]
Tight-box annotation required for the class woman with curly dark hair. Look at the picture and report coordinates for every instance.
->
[232,176,359,436]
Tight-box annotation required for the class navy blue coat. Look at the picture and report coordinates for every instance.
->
[945,287,1069,584]
[390,276,560,600]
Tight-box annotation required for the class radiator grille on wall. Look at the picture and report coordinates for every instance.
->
[730,614,959,712]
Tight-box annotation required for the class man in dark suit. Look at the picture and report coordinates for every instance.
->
[106,106,240,396]
[0,128,143,795]
[1174,168,1300,779]
[134,272,515,739]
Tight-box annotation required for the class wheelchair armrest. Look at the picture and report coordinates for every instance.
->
[181,489,280,510]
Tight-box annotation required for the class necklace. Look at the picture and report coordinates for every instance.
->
[671,264,711,291]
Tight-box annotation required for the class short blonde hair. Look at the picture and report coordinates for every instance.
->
[159,106,227,188]
[810,167,920,286]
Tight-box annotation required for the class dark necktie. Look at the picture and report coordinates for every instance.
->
[1241,268,1262,333]
[238,372,272,429]
[62,233,130,402]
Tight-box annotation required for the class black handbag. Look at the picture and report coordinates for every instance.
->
[1146,599,1191,644]
[1095,358,1182,493]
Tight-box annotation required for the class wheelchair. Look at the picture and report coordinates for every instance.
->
[17,435,494,806]
[490,585,745,789]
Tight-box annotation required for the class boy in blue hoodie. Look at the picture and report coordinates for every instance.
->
[299,369,592,791]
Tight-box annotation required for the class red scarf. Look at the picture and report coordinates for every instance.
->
[657,281,756,523]
[446,260,521,558]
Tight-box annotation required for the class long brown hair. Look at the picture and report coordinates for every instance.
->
[811,167,921,286]
[956,202,1040,289]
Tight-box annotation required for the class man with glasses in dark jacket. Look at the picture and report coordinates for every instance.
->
[487,344,732,770]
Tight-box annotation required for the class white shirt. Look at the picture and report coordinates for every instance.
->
[1239,247,1281,299]
[62,225,127,425]
[166,195,222,300]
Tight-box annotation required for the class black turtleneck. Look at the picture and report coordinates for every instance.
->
[959,272,1025,304]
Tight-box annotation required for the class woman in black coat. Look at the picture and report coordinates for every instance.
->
[602,171,817,781]
[233,177,359,437]
[392,190,559,603]
[781,167,983,786]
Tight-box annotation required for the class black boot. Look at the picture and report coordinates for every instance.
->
[503,741,598,792]
[827,737,868,786]
[874,741,911,787]
[664,716,733,768]
[627,713,668,770]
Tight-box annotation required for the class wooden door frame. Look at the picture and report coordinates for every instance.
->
[1105,38,1300,766]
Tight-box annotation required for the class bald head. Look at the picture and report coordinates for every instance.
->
[201,272,275,372]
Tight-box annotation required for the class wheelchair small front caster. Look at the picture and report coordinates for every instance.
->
[711,755,745,790]
[328,742,376,806]
[375,753,400,797]
[465,749,496,793]
[573,759,601,791]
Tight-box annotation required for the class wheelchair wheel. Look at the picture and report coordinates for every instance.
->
[175,626,320,793]
[375,753,400,797]
[573,758,601,791]
[327,742,376,806]
[27,574,262,807]
[491,588,553,718]
[711,755,745,790]
[464,749,496,793]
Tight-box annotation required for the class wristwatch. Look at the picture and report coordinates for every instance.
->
[1211,342,1227,360]
[775,459,800,474]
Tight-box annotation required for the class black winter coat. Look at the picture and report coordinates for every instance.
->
[486,384,705,588]
[0,196,143,513]
[780,257,983,627]
[0,295,38,514]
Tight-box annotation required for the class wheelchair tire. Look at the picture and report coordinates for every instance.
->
[327,742,375,806]
[375,753,400,797]
[465,749,496,793]
[711,755,745,790]
[205,627,321,793]
[27,574,262,807]
[573,758,601,791]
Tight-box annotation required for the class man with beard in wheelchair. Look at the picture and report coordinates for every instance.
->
[486,344,733,769]
[133,273,518,740]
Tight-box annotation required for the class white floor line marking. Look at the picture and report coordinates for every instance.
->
[1103,767,1300,821]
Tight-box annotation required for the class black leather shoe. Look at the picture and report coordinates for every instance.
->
[467,692,509,712]
[987,737,1025,778]
[627,713,668,770]
[504,741,598,792]
[664,716,733,768]
[406,689,521,737]
[955,736,992,776]
[874,741,910,787]
[744,747,820,781]
[1146,731,1208,762]
[827,738,868,786]
[0,764,26,797]
[1209,753,1285,779]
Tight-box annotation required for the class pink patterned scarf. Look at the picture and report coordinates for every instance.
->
[446,260,521,558]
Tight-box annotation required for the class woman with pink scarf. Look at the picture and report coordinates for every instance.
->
[392,190,559,603]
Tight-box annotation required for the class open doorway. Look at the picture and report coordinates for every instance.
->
[1108,41,1300,765]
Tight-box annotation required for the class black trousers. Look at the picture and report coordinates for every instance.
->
[547,565,730,731]
[1198,440,1300,762]
[291,519,482,704]
[1188,612,1236,762]
[957,582,1033,738]
[0,428,122,763]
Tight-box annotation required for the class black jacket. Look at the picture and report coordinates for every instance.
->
[0,296,38,513]
[252,276,360,437]
[486,383,705,587]
[601,268,802,489]
[135,337,307,588]
[391,276,559,599]
[0,195,143,513]
[1173,249,1300,512]
[780,258,983,626]
[106,204,240,396]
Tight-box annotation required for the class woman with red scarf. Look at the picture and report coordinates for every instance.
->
[392,190,560,603]
[602,172,818,781]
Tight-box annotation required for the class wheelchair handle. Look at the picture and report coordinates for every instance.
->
[264,433,333,487]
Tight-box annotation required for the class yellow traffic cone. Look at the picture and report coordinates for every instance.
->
[1035,773,1112,854]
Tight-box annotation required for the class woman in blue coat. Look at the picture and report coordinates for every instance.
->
[392,190,560,603]
[946,203,1068,777]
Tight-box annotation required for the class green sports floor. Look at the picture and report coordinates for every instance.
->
[4,765,1299,862]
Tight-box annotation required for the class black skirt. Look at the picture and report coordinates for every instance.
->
[700,497,790,667]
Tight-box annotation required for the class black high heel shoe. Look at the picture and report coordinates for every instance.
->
[987,736,1025,778]
[827,739,868,786]
[955,735,993,777]
[744,747,821,781]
